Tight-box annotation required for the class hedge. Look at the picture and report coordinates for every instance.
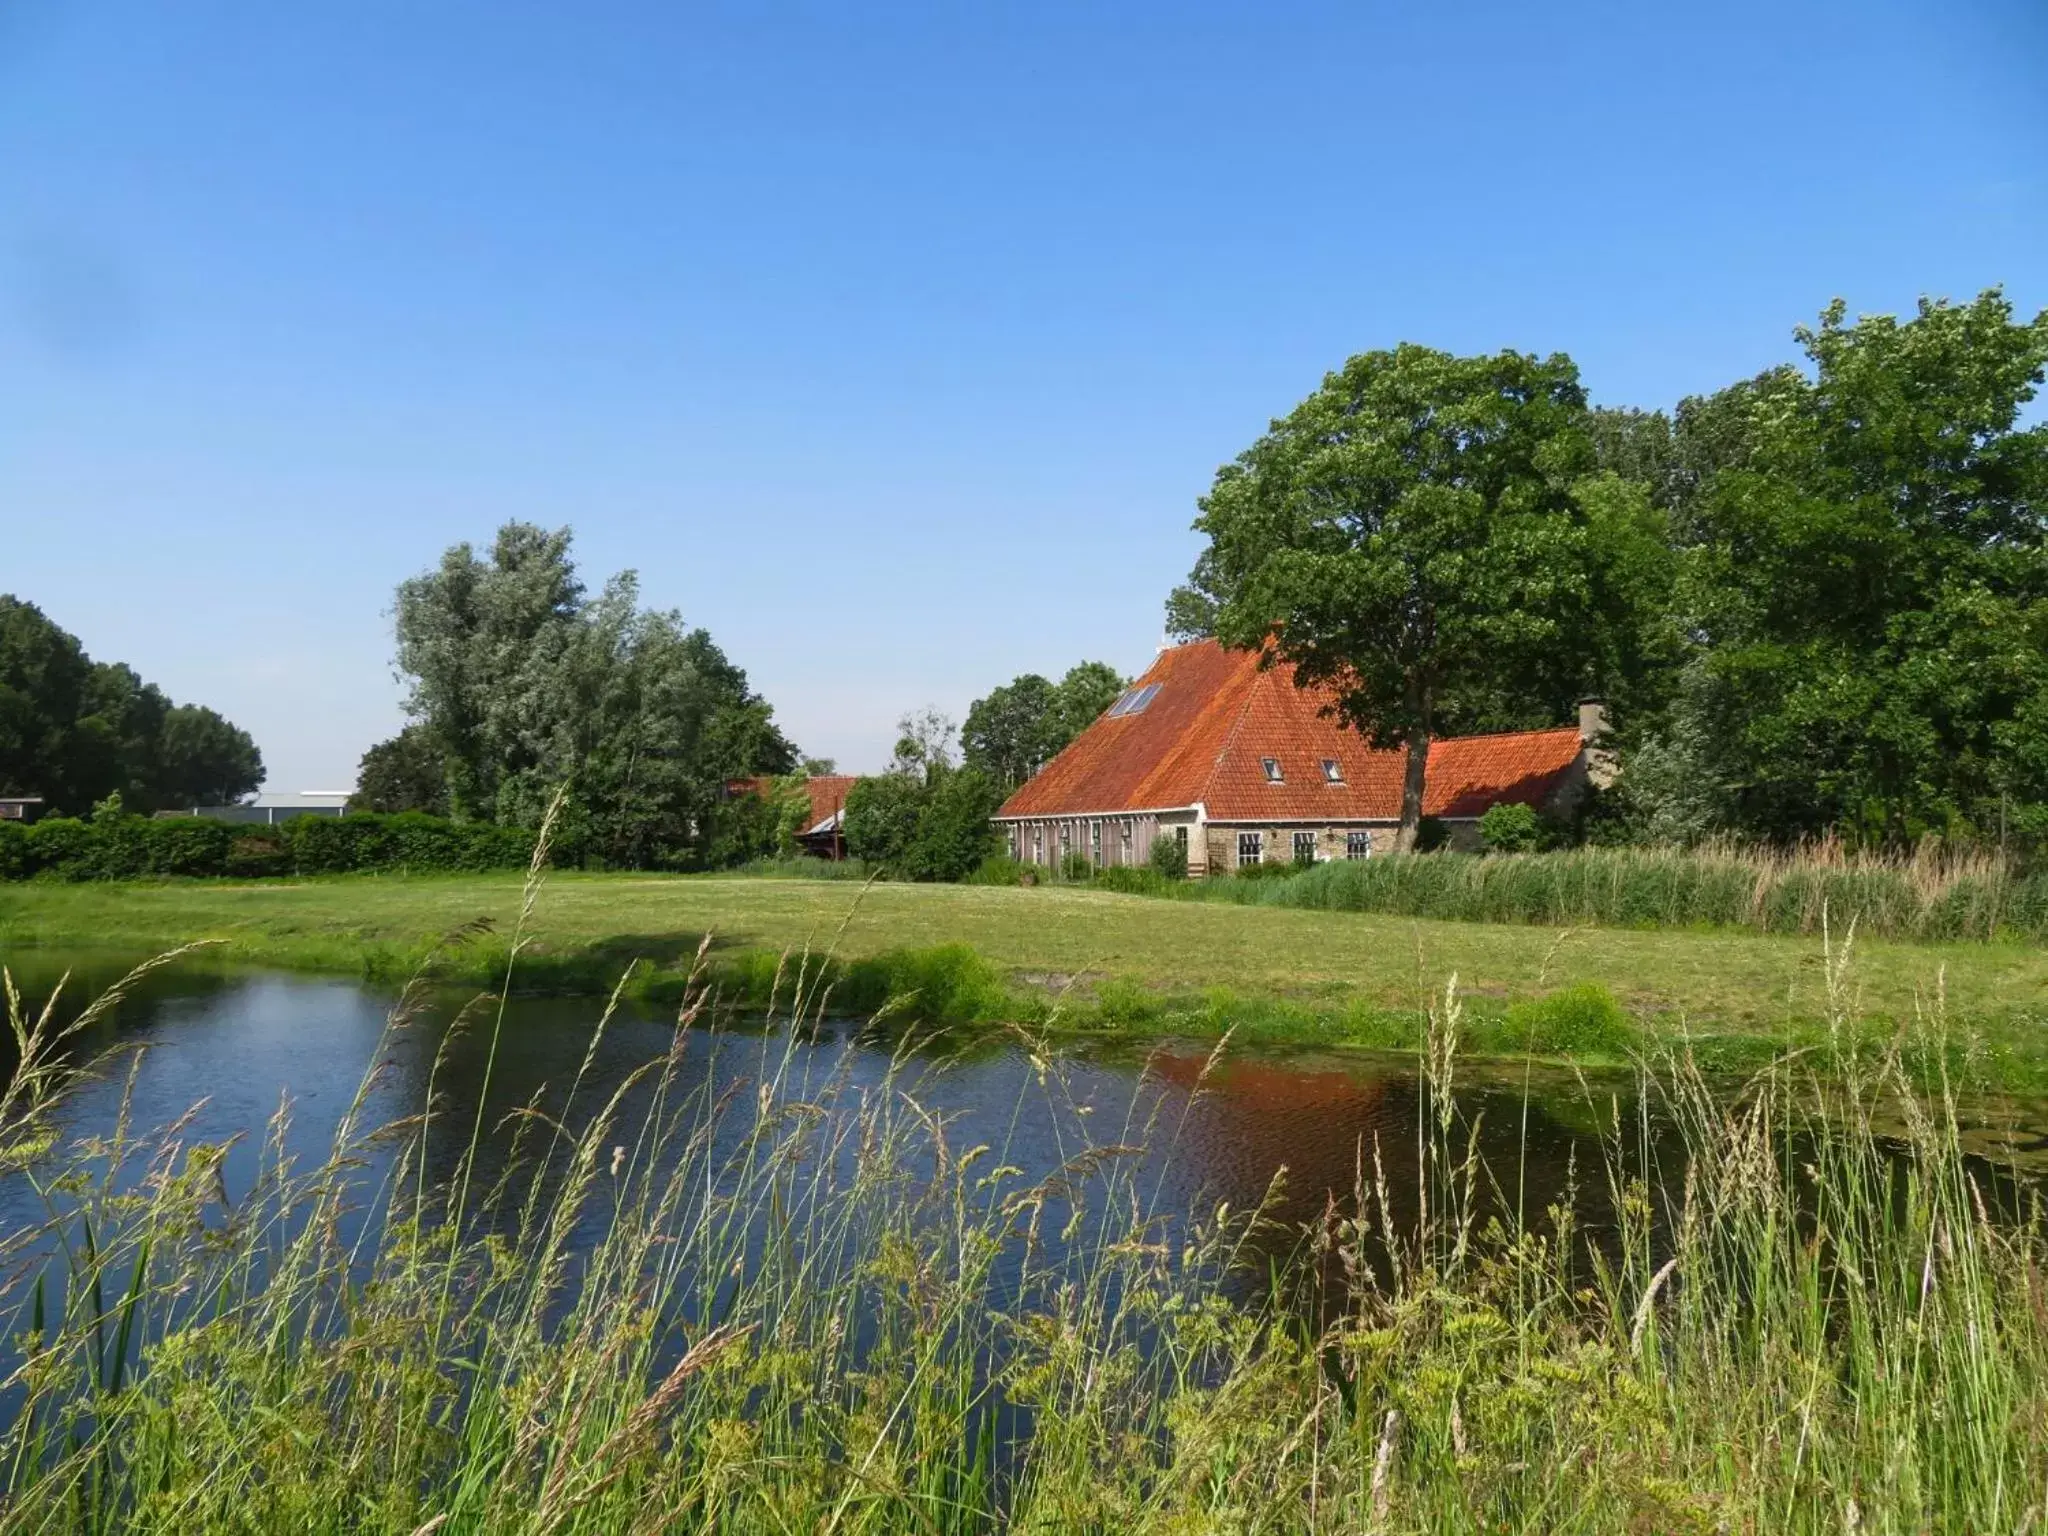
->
[0,812,538,882]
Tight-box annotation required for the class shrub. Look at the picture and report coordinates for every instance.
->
[24,817,96,879]
[1415,815,1451,853]
[1479,801,1543,854]
[0,821,28,880]
[227,829,292,879]
[1090,977,1163,1028]
[1092,866,1168,896]
[83,814,152,878]
[287,814,397,874]
[0,810,537,882]
[842,944,1012,1025]
[1230,859,1298,882]
[899,768,1003,882]
[843,775,925,871]
[140,817,235,876]
[966,855,1038,886]
[1497,983,1636,1056]
[1058,850,1094,882]
[1147,833,1188,880]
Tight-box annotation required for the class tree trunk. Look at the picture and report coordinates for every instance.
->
[1394,727,1432,852]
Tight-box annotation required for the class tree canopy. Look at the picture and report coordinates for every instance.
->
[383,523,798,867]
[1176,345,1670,848]
[1589,291,2048,847]
[844,711,1001,880]
[0,596,264,814]
[354,725,449,815]
[962,661,1127,790]
[1179,291,2048,855]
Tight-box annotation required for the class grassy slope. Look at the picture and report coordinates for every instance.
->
[2,871,2042,1038]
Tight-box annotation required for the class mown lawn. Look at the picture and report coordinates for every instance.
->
[2,870,2042,1040]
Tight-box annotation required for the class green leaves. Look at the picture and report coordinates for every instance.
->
[391,522,799,869]
[1188,343,1662,840]
[844,763,1003,881]
[1191,291,2048,851]
[0,596,262,814]
[1674,290,2048,842]
[962,662,1126,790]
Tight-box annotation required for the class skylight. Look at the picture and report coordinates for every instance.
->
[1261,757,1284,783]
[1322,758,1344,783]
[1107,683,1161,719]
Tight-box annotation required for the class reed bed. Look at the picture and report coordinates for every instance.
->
[1176,838,2048,942]
[1,863,2045,1530]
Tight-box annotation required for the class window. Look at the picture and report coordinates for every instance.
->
[1322,759,1344,783]
[1237,831,1263,867]
[1261,757,1284,783]
[1293,831,1317,864]
[1175,826,1188,848]
[1059,824,1070,847]
[1090,822,1101,859]
[1032,826,1044,857]
[1104,683,1163,719]
[1120,821,1132,846]
[1346,830,1372,860]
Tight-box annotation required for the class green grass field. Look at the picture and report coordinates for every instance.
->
[3,869,2042,1049]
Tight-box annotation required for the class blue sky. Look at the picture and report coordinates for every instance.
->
[2,0,2043,787]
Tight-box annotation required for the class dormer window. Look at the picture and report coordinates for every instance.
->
[1261,757,1283,783]
[1321,759,1344,783]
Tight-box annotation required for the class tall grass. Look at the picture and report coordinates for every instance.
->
[2,894,2045,1527]
[1172,837,2048,942]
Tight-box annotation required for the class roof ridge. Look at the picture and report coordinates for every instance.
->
[1433,723,1582,745]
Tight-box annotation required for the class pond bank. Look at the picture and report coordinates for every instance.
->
[6,870,2046,1086]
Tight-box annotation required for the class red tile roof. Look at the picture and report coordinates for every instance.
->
[726,775,862,834]
[996,640,1583,822]
[796,775,859,833]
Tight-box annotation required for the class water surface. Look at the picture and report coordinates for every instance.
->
[4,959,2043,1282]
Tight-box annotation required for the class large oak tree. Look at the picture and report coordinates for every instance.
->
[1176,345,1669,849]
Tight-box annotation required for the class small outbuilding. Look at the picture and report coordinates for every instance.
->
[179,792,353,826]
[724,775,863,860]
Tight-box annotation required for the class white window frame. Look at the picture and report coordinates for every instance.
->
[1322,758,1344,783]
[1346,830,1372,860]
[1237,830,1262,867]
[1261,757,1283,783]
[1293,830,1317,864]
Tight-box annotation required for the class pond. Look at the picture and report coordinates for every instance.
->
[8,956,2042,1283]
[0,961,1663,1267]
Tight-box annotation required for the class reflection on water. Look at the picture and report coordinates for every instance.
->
[2,959,2043,1282]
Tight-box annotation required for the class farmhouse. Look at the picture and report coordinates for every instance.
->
[994,639,1609,876]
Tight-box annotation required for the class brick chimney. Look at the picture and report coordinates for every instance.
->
[1577,698,1617,789]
